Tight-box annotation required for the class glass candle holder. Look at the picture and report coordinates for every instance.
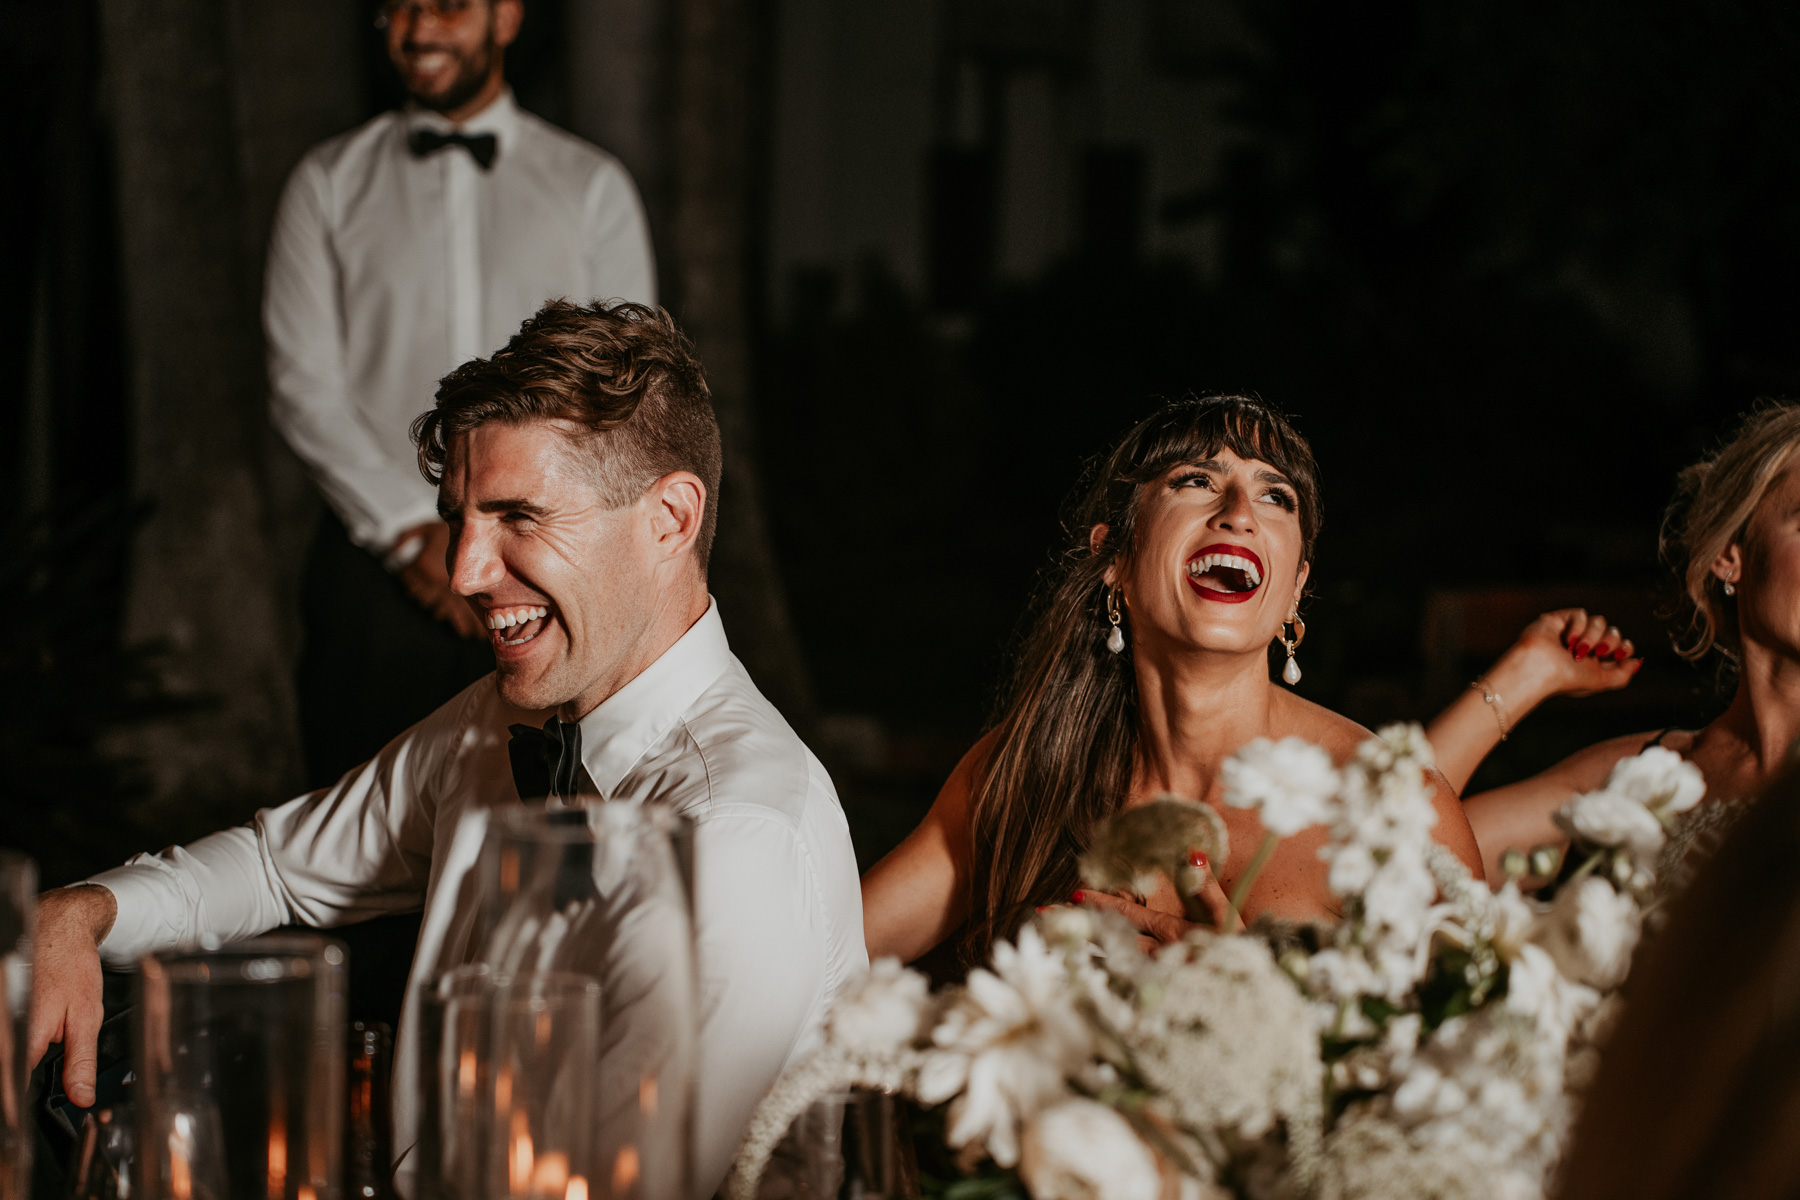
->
[764,1091,917,1200]
[136,935,347,1200]
[0,852,34,1200]
[477,805,698,1200]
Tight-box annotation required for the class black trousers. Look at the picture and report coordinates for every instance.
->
[297,513,494,789]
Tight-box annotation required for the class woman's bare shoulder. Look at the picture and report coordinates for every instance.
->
[1271,691,1379,762]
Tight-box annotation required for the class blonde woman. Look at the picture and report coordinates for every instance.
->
[1460,403,1800,879]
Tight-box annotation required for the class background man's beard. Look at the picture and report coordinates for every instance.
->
[406,41,496,112]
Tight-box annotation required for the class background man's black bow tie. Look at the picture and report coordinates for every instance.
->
[408,128,498,170]
[508,717,582,803]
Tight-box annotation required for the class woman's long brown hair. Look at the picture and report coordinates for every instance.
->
[960,396,1322,964]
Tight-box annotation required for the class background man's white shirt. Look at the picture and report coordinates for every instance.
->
[264,89,657,552]
[89,603,865,1198]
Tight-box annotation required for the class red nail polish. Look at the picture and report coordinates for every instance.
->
[1035,906,1049,913]
[1189,850,1208,869]
[1612,648,1629,661]
[1070,890,1085,904]
[1574,642,1590,659]
[1593,644,1611,658]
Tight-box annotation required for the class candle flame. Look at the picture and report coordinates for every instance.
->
[458,1048,477,1096]
[170,1113,194,1200]
[268,1120,288,1199]
[611,1146,639,1196]
[509,1111,534,1196]
[564,1176,587,1200]
[638,1075,658,1117]
[530,1151,569,1195]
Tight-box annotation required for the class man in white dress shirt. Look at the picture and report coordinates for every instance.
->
[269,0,656,783]
[28,302,866,1198]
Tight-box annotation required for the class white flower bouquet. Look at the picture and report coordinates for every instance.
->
[728,726,1706,1200]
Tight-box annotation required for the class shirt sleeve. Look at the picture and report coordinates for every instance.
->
[585,158,658,308]
[90,713,443,968]
[264,154,442,554]
[687,806,842,1198]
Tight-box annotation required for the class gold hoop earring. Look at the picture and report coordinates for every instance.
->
[1105,586,1125,655]
[1277,612,1306,685]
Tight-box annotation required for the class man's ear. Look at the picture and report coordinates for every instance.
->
[494,0,524,48]
[1712,543,1743,588]
[647,471,706,560]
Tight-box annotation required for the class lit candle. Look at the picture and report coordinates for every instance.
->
[169,1114,194,1200]
[268,1120,288,1200]
[509,1111,534,1196]
[564,1177,588,1200]
[611,1146,639,1196]
[529,1151,569,1196]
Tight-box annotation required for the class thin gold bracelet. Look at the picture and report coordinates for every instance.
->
[1469,677,1510,741]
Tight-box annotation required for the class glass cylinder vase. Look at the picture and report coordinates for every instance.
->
[476,804,697,1200]
[135,935,347,1200]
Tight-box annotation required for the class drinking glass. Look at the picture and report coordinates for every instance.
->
[476,804,697,1200]
[762,1092,916,1200]
[135,935,347,1200]
[0,852,34,1200]
[66,1107,135,1200]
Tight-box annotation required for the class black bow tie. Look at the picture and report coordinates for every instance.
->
[508,717,583,804]
[408,128,498,170]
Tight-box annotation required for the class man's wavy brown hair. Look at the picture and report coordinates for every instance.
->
[412,300,723,566]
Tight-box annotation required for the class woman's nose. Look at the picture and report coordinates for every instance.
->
[1212,484,1258,531]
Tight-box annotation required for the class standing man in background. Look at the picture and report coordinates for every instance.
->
[267,0,656,785]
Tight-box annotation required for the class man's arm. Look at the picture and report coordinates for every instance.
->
[264,155,441,554]
[31,714,445,1104]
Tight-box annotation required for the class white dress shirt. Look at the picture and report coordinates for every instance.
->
[90,602,865,1198]
[264,89,657,553]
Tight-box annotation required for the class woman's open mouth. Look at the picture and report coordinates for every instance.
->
[487,604,553,647]
[1185,544,1263,604]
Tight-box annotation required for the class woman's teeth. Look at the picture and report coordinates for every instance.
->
[1186,553,1262,589]
[489,606,550,646]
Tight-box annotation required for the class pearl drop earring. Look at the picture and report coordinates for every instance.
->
[1278,612,1306,685]
[1105,586,1125,654]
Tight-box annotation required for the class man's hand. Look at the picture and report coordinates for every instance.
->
[27,885,117,1108]
[396,521,485,639]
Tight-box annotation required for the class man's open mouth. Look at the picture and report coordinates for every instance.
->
[1185,545,1264,603]
[487,605,552,647]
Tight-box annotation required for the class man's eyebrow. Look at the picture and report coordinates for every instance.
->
[475,498,552,517]
[1254,468,1294,488]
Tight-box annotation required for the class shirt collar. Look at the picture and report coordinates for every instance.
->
[575,599,733,800]
[403,86,520,141]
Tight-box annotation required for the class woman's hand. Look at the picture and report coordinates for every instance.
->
[1426,607,1641,794]
[1505,608,1640,699]
[1067,852,1243,952]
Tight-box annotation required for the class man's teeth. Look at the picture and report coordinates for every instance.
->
[1186,553,1262,587]
[488,606,549,631]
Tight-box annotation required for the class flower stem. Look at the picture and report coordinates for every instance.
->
[1228,831,1280,929]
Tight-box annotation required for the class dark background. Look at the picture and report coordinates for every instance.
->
[4,0,1798,893]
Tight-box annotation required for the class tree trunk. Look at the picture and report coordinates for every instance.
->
[667,0,817,723]
[97,0,303,832]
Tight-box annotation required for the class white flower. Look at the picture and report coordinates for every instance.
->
[1503,944,1599,1043]
[1019,1099,1161,1200]
[1537,876,1640,991]
[1555,788,1665,860]
[915,927,1093,1167]
[1223,736,1340,836]
[828,957,932,1055]
[1605,746,1705,816]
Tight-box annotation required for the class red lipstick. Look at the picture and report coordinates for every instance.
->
[1185,543,1264,604]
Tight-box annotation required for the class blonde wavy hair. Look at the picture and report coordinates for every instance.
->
[1663,402,1800,663]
